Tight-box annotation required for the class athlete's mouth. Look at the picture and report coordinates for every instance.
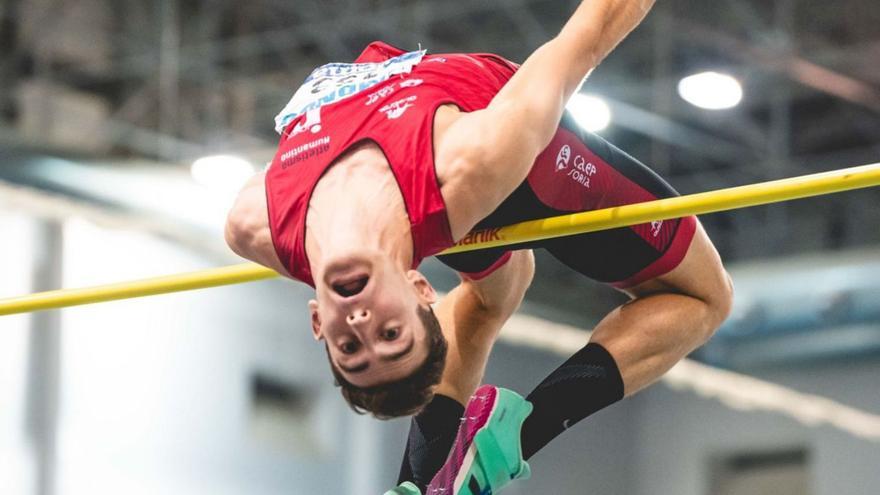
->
[332,276,369,298]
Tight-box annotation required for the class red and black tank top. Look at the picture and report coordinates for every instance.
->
[265,41,517,286]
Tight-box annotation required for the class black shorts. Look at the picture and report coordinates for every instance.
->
[438,111,696,289]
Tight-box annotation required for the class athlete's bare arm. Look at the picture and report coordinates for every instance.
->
[437,0,655,238]
[225,172,291,276]
[434,250,535,404]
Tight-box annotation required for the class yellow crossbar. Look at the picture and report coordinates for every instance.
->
[1,163,878,316]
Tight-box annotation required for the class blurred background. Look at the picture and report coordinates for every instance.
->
[1,0,879,494]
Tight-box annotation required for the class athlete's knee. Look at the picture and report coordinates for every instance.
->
[679,227,734,344]
[695,267,734,344]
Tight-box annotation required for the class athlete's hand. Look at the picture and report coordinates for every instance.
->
[382,481,421,495]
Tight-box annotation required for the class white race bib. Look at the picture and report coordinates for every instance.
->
[274,50,426,134]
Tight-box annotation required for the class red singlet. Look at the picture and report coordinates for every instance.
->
[265,41,517,287]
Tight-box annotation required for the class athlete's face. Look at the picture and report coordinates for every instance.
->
[309,254,437,388]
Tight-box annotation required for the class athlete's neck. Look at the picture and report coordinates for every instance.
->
[305,142,414,275]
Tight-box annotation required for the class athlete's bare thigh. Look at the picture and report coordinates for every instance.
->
[624,221,730,304]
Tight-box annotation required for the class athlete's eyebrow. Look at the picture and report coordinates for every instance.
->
[380,337,415,363]
[338,334,415,374]
[338,361,369,374]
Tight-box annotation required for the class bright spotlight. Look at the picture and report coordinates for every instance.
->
[191,155,255,194]
[677,71,743,110]
[566,93,611,132]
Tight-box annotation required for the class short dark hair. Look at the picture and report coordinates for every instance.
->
[327,305,447,419]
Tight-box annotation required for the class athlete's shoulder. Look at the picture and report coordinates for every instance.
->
[225,172,291,277]
[354,41,408,63]
[355,40,517,70]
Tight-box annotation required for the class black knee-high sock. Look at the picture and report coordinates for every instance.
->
[398,394,464,490]
[521,342,624,460]
[397,343,624,489]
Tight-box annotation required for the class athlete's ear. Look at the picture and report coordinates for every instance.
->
[405,270,437,304]
[308,299,323,341]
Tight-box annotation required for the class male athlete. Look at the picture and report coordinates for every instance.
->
[225,0,733,427]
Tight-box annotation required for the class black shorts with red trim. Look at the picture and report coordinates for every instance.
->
[438,111,696,289]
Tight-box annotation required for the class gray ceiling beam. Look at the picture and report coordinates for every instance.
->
[78,0,534,81]
[607,98,753,163]
[503,0,551,49]
[667,16,880,114]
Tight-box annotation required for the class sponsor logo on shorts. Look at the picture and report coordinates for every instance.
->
[651,220,663,237]
[280,136,331,169]
[380,95,417,119]
[565,155,597,188]
[555,144,571,171]
[455,228,502,246]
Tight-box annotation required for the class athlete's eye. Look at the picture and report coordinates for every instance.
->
[340,341,359,354]
[381,328,400,341]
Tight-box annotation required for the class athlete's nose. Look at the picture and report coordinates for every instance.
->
[347,308,371,325]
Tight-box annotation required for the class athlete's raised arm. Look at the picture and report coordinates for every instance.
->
[438,0,655,237]
[433,250,535,404]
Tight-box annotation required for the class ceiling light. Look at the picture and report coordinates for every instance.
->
[566,93,612,132]
[190,155,255,194]
[677,71,743,110]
